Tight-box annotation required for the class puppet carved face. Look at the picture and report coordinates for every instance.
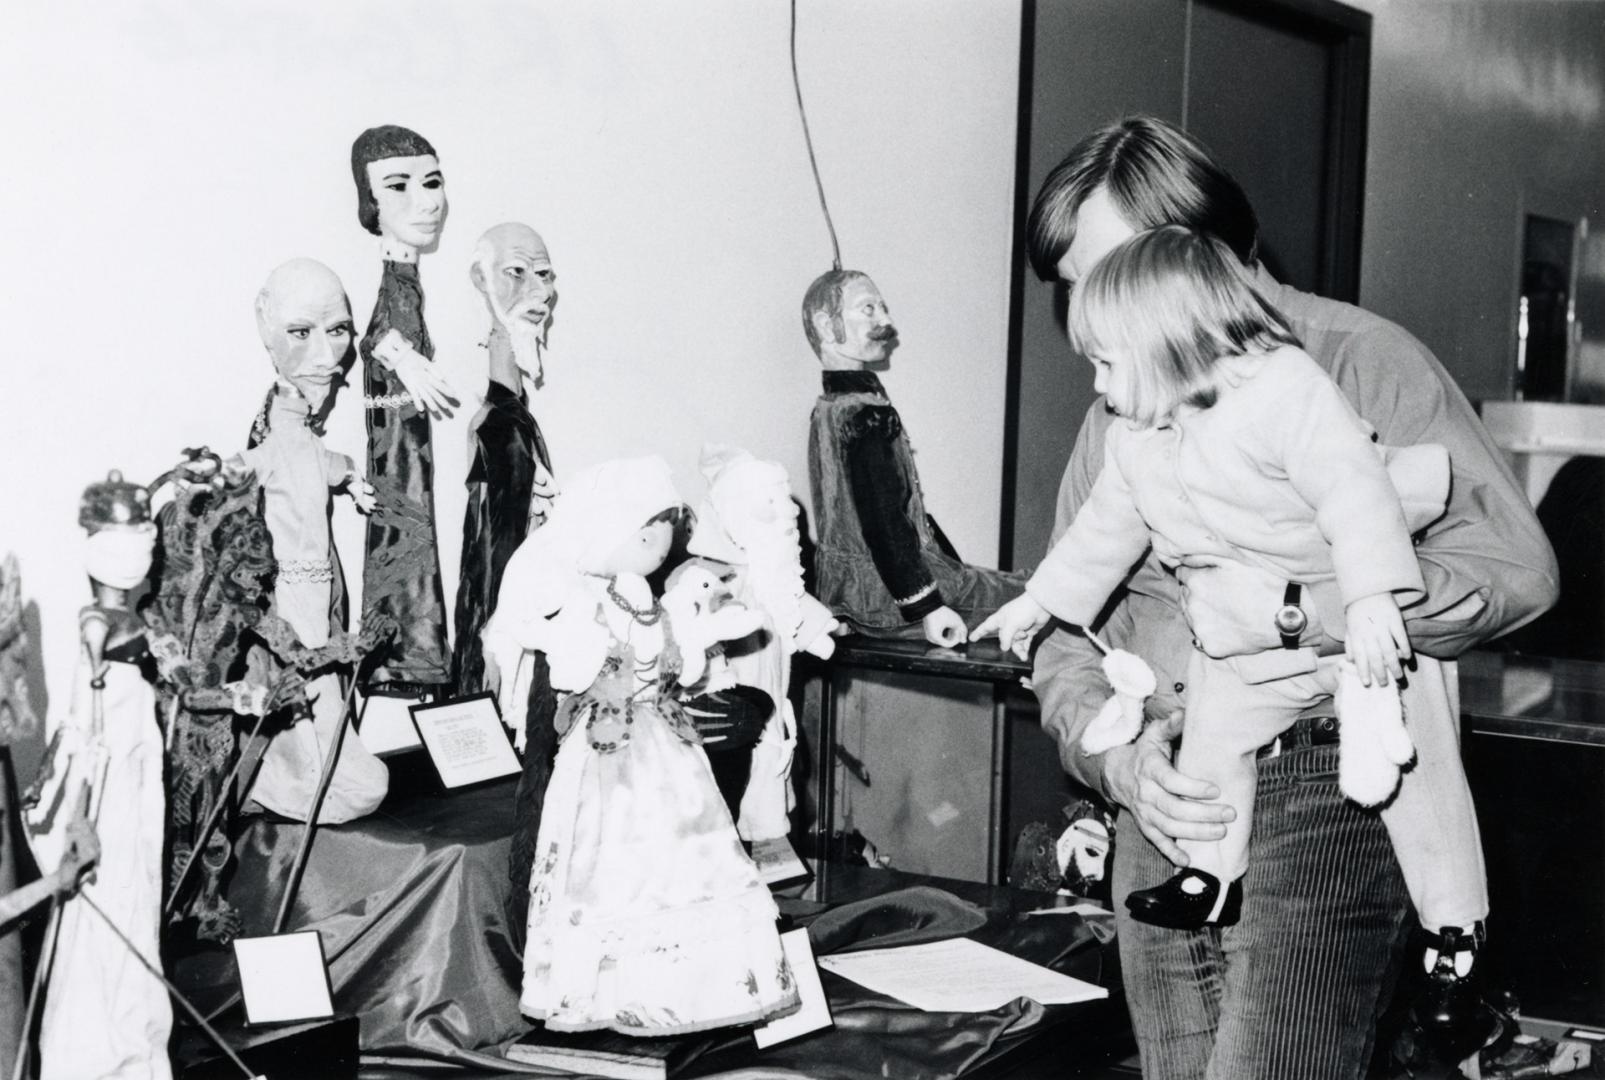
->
[471,223,556,381]
[256,259,354,413]
[715,462,799,555]
[809,274,900,368]
[367,155,447,252]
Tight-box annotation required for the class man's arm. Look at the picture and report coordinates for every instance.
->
[1327,322,1557,655]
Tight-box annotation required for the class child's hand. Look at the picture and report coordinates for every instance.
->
[972,594,1051,661]
[1344,593,1410,686]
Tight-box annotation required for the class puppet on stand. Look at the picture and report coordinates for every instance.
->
[453,223,562,931]
[351,125,457,696]
[233,259,390,827]
[27,472,172,1080]
[685,446,837,841]
[803,270,1027,647]
[486,458,799,1035]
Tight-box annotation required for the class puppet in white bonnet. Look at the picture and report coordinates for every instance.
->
[685,445,839,842]
[484,456,799,1035]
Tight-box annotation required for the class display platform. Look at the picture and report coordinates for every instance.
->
[171,780,1129,1079]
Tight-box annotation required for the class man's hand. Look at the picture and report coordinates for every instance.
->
[972,594,1051,660]
[373,329,460,419]
[1102,709,1233,866]
[1345,592,1409,686]
[921,605,968,648]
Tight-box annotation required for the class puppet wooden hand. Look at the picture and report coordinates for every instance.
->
[374,329,460,419]
[348,479,377,515]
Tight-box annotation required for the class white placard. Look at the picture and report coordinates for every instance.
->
[753,929,833,1049]
[750,836,811,888]
[357,693,425,756]
[233,931,335,1026]
[817,936,1107,1012]
[409,693,520,789]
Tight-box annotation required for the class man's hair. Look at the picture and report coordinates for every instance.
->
[800,269,869,357]
[1069,226,1298,427]
[1027,116,1259,281]
[350,125,438,236]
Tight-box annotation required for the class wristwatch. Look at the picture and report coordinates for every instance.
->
[1275,582,1307,650]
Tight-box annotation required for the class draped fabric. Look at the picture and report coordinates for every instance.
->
[360,260,450,693]
[197,786,1126,1079]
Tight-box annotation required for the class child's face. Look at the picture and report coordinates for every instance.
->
[1087,349,1133,417]
[603,519,675,577]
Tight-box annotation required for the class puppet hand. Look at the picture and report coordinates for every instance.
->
[972,595,1048,659]
[1344,593,1410,687]
[348,480,377,515]
[920,606,969,649]
[803,622,839,660]
[374,329,460,419]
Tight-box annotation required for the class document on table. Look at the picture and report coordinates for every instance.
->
[817,937,1108,1012]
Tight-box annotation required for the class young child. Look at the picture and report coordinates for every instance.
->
[978,227,1487,988]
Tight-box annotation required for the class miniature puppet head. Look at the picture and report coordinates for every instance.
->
[801,269,900,368]
[351,125,446,251]
[470,222,556,383]
[79,470,156,594]
[255,258,354,413]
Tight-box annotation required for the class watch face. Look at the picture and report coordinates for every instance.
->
[1275,605,1308,637]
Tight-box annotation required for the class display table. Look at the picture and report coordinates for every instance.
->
[171,777,1127,1078]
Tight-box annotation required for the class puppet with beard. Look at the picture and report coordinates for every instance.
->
[454,225,560,933]
[803,270,1026,646]
[686,446,838,841]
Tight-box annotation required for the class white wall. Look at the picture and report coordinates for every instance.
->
[0,0,1021,736]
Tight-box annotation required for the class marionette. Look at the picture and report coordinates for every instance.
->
[486,458,799,1035]
[453,223,562,926]
[233,258,390,826]
[351,124,457,695]
[803,269,1027,647]
[685,446,838,841]
[27,471,173,1080]
[146,445,381,941]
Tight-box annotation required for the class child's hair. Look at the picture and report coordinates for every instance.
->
[1068,225,1300,427]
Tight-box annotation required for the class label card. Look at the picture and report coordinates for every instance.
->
[409,693,520,789]
[233,931,335,1026]
[357,694,425,757]
[753,928,834,1050]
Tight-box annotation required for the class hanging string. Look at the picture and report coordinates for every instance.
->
[790,0,841,271]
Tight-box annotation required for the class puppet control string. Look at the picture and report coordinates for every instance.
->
[790,0,841,272]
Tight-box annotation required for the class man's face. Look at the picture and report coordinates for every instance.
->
[367,154,447,251]
[260,268,354,412]
[1053,185,1138,288]
[818,277,899,368]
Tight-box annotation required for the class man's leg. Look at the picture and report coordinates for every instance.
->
[1208,738,1414,1080]
[1112,822,1222,1080]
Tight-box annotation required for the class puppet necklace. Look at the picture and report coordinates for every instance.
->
[606,579,662,625]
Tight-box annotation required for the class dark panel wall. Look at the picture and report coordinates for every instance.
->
[1008,0,1186,570]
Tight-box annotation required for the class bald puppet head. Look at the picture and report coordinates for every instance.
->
[255,258,355,412]
[470,222,555,384]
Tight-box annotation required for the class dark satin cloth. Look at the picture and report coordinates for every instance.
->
[198,792,1122,1078]
[223,780,542,1069]
[360,260,450,692]
[451,380,549,698]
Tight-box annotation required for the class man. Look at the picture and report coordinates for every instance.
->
[453,223,559,929]
[804,269,1024,647]
[1026,116,1555,1078]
